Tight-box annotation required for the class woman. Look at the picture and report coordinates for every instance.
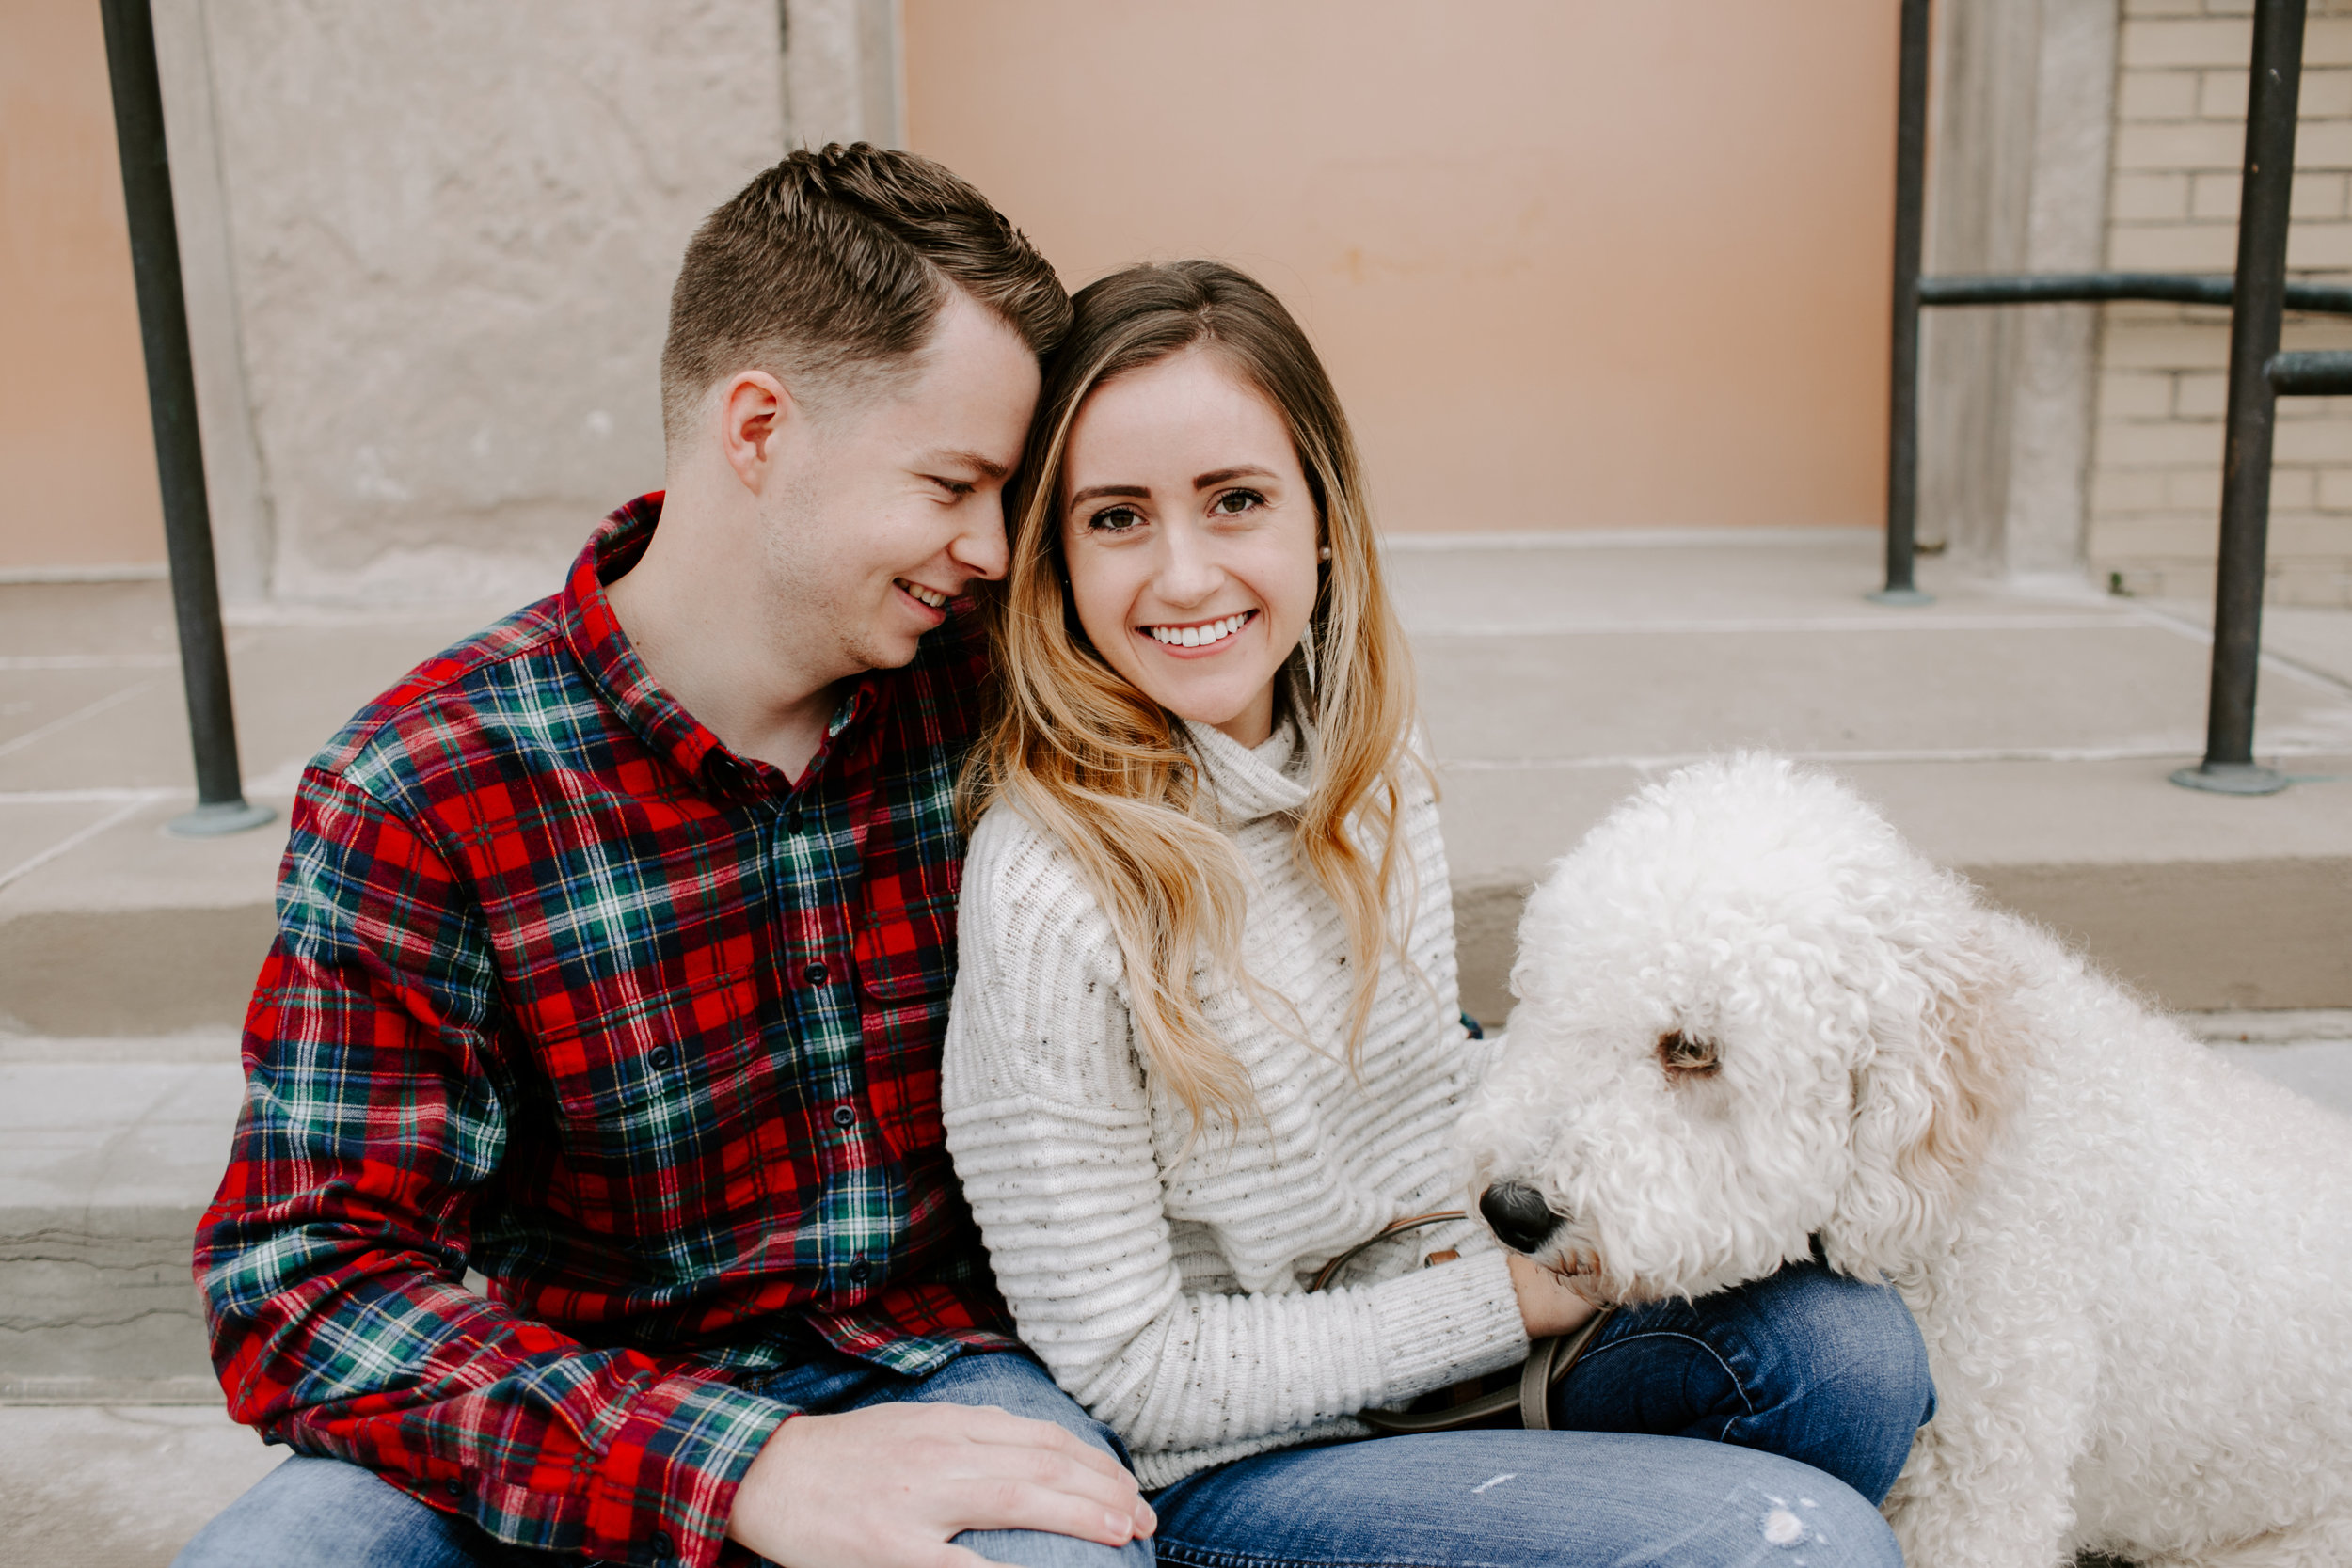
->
[941,261,1929,1566]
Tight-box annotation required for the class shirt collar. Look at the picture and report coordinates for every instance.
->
[563,492,888,803]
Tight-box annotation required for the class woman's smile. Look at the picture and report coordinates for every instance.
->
[1140,609,1259,653]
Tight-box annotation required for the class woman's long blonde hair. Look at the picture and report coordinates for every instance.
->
[960,261,1423,1129]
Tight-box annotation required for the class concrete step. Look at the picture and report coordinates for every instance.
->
[0,1403,286,1568]
[6,1016,2345,1402]
[1,583,508,1040]
[10,535,2351,1039]
[0,1032,244,1400]
[1386,531,2352,1024]
[0,1026,2338,1564]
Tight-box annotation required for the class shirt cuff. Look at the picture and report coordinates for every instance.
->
[583,1370,794,1568]
[1367,1247,1531,1402]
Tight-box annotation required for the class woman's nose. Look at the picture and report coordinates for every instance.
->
[1152,519,1222,605]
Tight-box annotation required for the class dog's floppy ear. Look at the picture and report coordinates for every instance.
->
[1820,912,2025,1281]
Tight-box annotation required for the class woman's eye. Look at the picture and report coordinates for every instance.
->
[1089,505,1143,533]
[1210,489,1264,516]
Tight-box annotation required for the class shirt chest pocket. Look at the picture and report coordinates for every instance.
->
[538,971,775,1240]
[853,863,957,1165]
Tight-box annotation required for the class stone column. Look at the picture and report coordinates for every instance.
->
[1917,0,2120,582]
[151,1,789,604]
[785,0,904,148]
[152,0,272,604]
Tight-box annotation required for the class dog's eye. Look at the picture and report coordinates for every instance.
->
[1657,1030,1721,1079]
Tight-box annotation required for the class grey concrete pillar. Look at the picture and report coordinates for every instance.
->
[163,1,788,604]
[151,0,273,606]
[140,0,907,606]
[1917,0,2118,582]
[784,0,904,150]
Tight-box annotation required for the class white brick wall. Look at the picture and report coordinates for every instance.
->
[2093,0,2352,606]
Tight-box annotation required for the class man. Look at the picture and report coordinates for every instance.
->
[176,146,1155,1568]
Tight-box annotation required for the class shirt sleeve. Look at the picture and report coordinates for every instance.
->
[937,816,1527,1461]
[197,767,787,1568]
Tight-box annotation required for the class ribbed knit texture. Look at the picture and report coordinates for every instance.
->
[941,715,1529,1489]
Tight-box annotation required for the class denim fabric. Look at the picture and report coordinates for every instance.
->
[171,1456,500,1568]
[170,1351,1143,1568]
[1149,1430,1901,1568]
[175,1266,1929,1568]
[1144,1261,1923,1568]
[1552,1260,1935,1506]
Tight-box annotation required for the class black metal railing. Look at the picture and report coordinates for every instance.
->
[1884,0,2322,795]
[99,0,270,835]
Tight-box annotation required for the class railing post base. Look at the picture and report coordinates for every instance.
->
[1866,587,1934,607]
[2168,762,2289,796]
[167,800,276,838]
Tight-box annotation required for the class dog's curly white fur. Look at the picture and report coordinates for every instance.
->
[1459,753,2352,1568]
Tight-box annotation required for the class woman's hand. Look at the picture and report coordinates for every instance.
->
[1506,1251,1599,1339]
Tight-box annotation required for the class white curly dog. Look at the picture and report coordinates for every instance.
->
[1458,753,2352,1568]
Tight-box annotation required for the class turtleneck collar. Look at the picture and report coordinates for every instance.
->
[1181,673,1315,828]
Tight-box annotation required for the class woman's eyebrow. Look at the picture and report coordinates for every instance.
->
[1069,483,1150,506]
[1193,466,1277,490]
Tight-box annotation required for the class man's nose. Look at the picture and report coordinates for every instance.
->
[952,494,1010,582]
[1478,1181,1565,1254]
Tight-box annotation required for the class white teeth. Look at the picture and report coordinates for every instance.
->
[901,580,947,609]
[1150,612,1249,646]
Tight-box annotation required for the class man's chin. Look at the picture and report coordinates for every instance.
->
[850,630,927,673]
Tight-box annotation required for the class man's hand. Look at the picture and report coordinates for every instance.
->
[1506,1251,1600,1339]
[727,1401,1155,1568]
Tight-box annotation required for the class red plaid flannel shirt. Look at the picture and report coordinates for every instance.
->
[195,496,1018,1567]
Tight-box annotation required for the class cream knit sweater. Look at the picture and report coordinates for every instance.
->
[940,717,1530,1489]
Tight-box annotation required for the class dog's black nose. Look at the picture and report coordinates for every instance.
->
[1478,1181,1564,1254]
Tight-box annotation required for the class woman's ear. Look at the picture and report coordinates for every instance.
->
[1820,914,2026,1281]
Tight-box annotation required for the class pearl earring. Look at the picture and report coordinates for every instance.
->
[1318,545,1332,562]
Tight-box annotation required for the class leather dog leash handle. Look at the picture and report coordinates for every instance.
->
[1313,1210,1616,1433]
[1353,1306,1616,1434]
[1514,1305,1615,1431]
[1309,1210,1468,1292]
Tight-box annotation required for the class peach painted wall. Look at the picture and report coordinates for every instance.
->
[0,0,167,571]
[904,1,1898,533]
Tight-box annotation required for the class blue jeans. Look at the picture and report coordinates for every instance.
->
[1552,1259,1933,1507]
[1147,1260,1927,1568]
[172,1349,1147,1568]
[177,1263,1928,1567]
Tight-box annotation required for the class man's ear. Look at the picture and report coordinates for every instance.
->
[717,370,794,491]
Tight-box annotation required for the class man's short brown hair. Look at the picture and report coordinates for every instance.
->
[660,143,1070,444]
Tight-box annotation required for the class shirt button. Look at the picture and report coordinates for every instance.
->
[445,1476,465,1498]
[833,1105,856,1127]
[648,1045,674,1069]
[650,1529,675,1560]
[848,1256,871,1283]
[803,960,829,986]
